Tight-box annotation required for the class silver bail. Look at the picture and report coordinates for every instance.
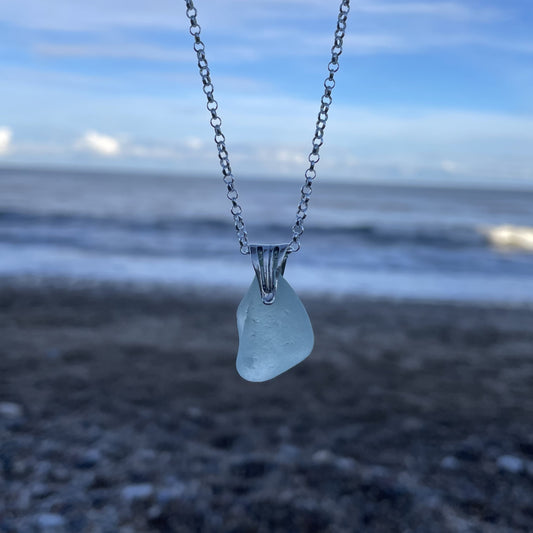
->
[249,243,290,305]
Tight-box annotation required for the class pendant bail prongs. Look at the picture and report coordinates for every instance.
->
[249,243,291,305]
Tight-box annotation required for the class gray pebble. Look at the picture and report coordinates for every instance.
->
[156,483,187,504]
[312,449,335,464]
[276,444,301,463]
[32,482,52,498]
[35,513,65,533]
[49,466,71,483]
[120,483,154,503]
[497,455,524,474]
[45,348,62,359]
[334,456,358,472]
[0,401,23,419]
[15,488,32,511]
[75,448,101,469]
[311,449,357,471]
[440,456,460,470]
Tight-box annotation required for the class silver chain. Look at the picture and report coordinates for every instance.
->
[184,0,350,254]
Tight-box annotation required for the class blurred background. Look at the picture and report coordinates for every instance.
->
[0,0,532,302]
[1,1,533,532]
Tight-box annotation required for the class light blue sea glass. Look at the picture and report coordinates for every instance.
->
[236,276,314,382]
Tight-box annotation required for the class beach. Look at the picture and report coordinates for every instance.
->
[1,281,533,532]
[3,0,533,530]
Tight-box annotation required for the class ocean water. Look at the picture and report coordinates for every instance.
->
[1,166,533,305]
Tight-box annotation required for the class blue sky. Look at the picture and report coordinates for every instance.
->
[0,0,532,185]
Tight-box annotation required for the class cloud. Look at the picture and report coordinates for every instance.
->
[34,43,191,63]
[3,117,532,185]
[0,0,509,53]
[4,0,530,67]
[76,131,121,156]
[440,160,458,174]
[0,127,12,154]
[0,0,503,31]
[351,1,501,21]
[4,92,530,183]
[126,143,182,159]
[341,33,409,54]
[184,137,204,150]
[33,41,258,63]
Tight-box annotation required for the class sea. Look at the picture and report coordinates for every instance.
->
[1,166,533,305]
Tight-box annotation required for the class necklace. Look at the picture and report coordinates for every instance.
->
[185,0,350,382]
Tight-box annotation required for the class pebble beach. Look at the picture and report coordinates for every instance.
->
[1,281,533,532]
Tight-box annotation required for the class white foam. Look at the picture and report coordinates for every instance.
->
[2,243,533,306]
[484,225,533,252]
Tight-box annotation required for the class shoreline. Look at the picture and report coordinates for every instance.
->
[2,274,533,311]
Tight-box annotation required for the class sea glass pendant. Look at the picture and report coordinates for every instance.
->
[236,244,314,382]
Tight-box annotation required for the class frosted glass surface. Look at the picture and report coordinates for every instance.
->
[236,276,314,382]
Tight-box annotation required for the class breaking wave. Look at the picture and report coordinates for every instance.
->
[483,225,533,252]
[0,209,502,255]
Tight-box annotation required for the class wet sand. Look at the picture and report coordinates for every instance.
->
[1,282,533,532]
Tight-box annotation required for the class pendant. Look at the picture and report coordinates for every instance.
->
[236,244,314,382]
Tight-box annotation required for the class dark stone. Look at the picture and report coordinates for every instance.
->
[74,449,101,469]
[455,443,483,462]
[360,479,412,506]
[211,433,237,450]
[147,501,205,532]
[248,499,331,532]
[518,439,533,458]
[90,472,114,489]
[231,459,271,479]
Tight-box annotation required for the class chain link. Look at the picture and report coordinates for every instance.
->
[290,0,350,252]
[184,0,350,254]
[184,0,249,254]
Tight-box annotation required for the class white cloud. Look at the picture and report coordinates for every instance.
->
[33,41,258,63]
[441,160,458,173]
[76,131,121,156]
[127,144,179,159]
[35,43,191,62]
[3,124,532,185]
[0,126,12,154]
[341,33,407,54]
[2,0,529,67]
[1,85,532,184]
[0,0,503,31]
[32,30,533,64]
[313,30,533,57]
[275,149,306,165]
[184,137,204,150]
[352,1,501,21]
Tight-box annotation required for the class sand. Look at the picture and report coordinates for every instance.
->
[1,282,533,532]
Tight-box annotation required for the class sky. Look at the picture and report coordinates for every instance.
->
[0,0,532,186]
